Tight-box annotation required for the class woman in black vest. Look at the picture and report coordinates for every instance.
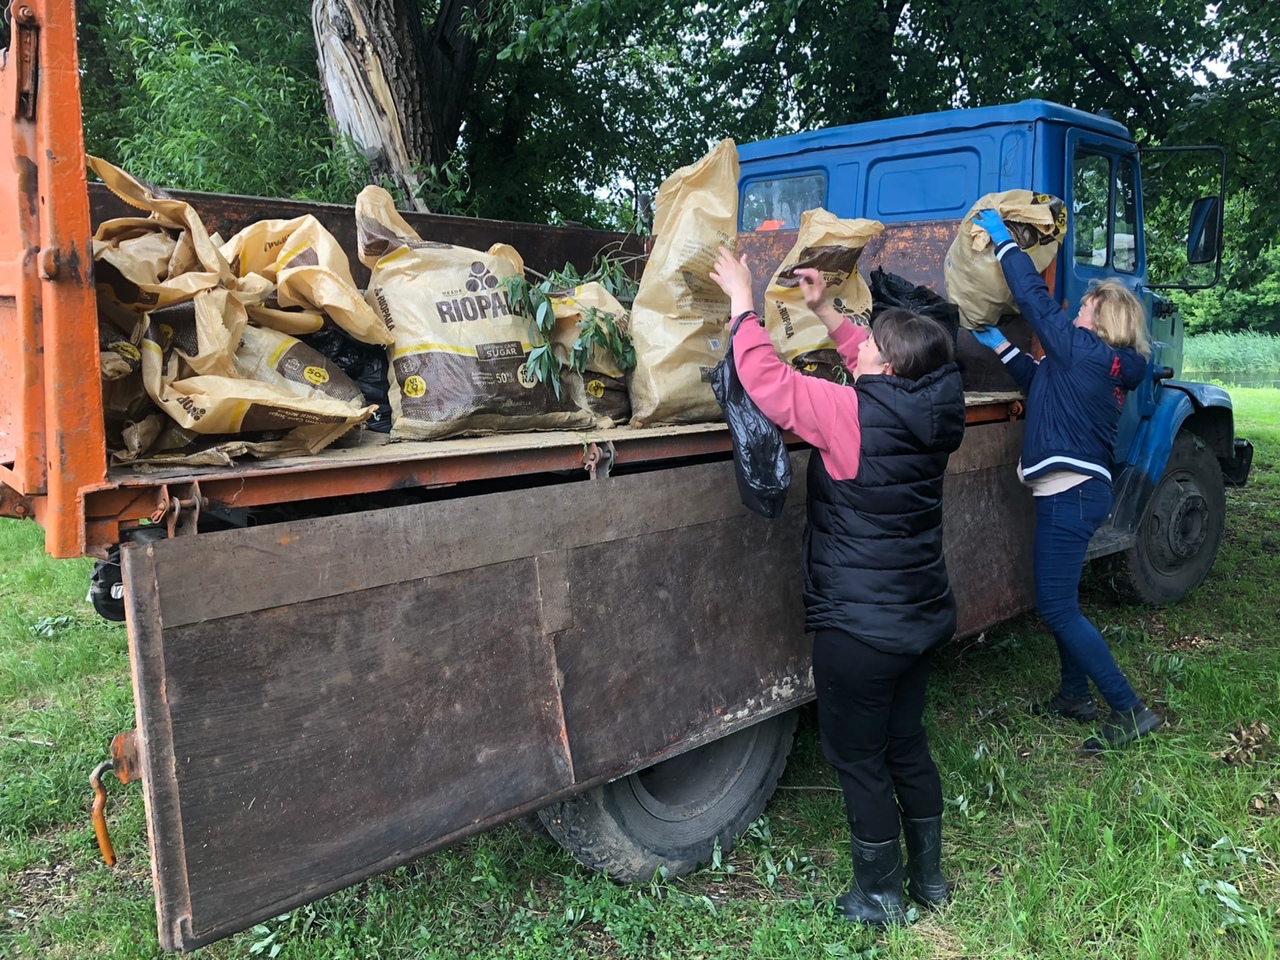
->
[711,249,966,926]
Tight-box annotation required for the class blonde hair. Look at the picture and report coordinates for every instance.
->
[1085,281,1151,358]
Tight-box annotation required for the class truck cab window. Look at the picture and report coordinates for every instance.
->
[1073,152,1111,267]
[1114,158,1138,274]
[740,174,826,232]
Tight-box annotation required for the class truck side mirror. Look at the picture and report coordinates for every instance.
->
[1186,196,1222,264]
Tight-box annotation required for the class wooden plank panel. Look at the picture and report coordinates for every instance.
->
[944,465,1037,636]
[149,457,782,629]
[123,545,195,952]
[119,424,1034,950]
[555,504,810,780]
[123,551,571,950]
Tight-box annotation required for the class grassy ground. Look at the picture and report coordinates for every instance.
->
[3,389,1278,959]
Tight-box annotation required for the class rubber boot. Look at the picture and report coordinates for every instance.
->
[836,835,907,927]
[902,816,949,908]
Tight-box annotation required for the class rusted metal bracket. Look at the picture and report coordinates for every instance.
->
[89,731,141,867]
[38,246,59,280]
[583,441,616,480]
[10,3,38,121]
[150,481,204,538]
[0,480,34,519]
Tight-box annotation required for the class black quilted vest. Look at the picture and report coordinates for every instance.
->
[803,364,966,654]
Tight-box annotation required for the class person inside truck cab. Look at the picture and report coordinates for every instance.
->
[969,209,1163,754]
[709,248,965,928]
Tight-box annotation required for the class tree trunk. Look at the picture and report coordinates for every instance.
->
[846,0,907,122]
[312,0,434,210]
[423,0,489,169]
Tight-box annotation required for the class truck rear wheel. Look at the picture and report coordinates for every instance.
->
[1117,430,1226,605]
[537,709,799,881]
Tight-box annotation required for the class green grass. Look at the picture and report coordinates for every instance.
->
[1184,332,1280,375]
[3,390,1280,959]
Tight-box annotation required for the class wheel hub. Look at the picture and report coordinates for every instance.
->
[1145,477,1209,570]
[1167,485,1208,559]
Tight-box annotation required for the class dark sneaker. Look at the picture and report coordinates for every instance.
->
[1031,692,1099,722]
[1079,703,1164,753]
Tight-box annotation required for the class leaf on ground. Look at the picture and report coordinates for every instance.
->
[1214,720,1272,766]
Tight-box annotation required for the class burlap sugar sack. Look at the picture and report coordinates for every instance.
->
[233,325,368,408]
[87,157,272,327]
[113,419,348,468]
[549,282,632,425]
[944,190,1068,329]
[139,289,373,454]
[220,217,393,346]
[356,185,591,440]
[627,139,739,426]
[762,209,883,378]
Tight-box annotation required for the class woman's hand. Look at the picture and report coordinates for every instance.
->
[971,324,1010,351]
[792,265,848,336]
[972,209,1013,245]
[710,247,755,317]
[794,267,827,310]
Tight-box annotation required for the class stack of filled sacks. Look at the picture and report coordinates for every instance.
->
[90,157,386,466]
[355,185,597,440]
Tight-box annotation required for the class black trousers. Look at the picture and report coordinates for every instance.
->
[812,628,944,843]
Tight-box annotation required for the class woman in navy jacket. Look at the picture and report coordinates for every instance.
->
[970,209,1163,752]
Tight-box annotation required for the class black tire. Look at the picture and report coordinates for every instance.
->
[514,812,554,841]
[537,709,799,882]
[1117,430,1226,605]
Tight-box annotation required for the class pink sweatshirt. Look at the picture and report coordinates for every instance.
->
[731,312,867,481]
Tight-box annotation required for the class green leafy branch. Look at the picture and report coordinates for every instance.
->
[500,254,638,397]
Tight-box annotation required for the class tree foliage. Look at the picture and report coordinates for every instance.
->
[79,0,364,201]
[71,0,1278,330]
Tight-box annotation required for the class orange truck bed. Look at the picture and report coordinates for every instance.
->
[0,1,1025,560]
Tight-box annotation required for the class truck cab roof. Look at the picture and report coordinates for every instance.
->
[738,99,1133,162]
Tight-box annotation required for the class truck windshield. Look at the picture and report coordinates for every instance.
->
[740,174,826,231]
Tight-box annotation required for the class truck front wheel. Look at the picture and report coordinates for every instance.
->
[1117,430,1226,605]
[537,709,798,881]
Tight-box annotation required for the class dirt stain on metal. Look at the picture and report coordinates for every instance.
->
[16,156,38,219]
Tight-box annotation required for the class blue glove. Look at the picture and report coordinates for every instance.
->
[971,325,1008,350]
[972,209,1013,245]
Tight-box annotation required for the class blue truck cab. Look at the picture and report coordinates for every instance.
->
[736,99,1252,604]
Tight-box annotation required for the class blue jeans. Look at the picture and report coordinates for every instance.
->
[1033,479,1140,712]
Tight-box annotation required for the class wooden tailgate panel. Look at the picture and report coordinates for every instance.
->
[121,432,1035,951]
[120,457,817,951]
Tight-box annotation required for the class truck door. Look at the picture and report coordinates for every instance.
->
[1063,131,1152,455]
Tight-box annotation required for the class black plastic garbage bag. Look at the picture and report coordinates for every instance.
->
[870,267,960,348]
[301,323,393,433]
[710,315,792,519]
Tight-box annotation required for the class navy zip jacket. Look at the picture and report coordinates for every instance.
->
[990,240,1147,484]
[804,365,966,654]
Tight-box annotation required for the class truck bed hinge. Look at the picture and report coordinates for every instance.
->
[584,441,615,480]
[150,481,204,538]
[0,480,34,519]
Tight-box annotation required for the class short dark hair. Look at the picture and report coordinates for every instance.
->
[871,309,955,381]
